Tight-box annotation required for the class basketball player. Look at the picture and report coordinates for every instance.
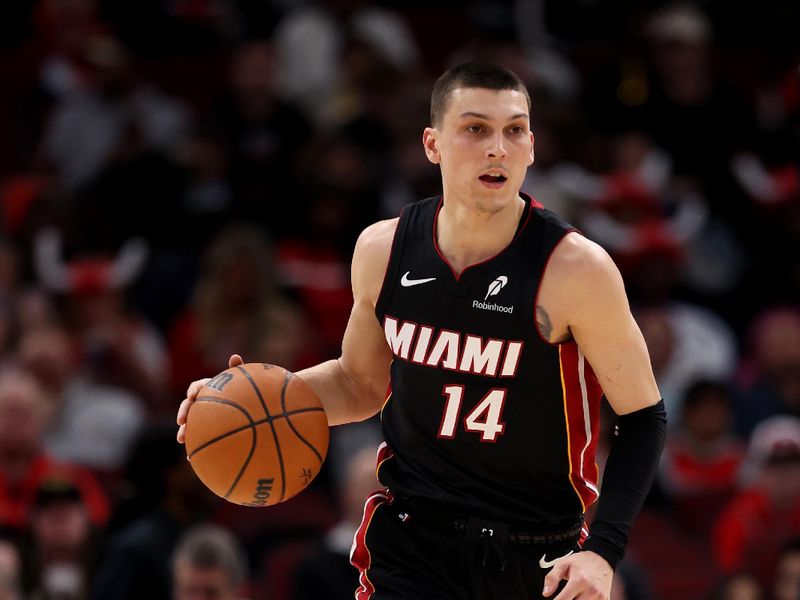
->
[177,63,667,599]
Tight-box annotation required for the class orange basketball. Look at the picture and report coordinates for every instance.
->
[185,363,328,506]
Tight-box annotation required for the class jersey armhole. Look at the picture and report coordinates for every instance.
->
[374,207,409,319]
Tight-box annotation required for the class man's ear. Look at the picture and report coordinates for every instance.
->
[528,131,535,166]
[423,127,440,165]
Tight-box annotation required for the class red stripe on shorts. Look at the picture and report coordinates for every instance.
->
[350,490,390,600]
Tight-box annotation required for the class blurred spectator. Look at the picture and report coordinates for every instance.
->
[0,535,21,600]
[551,129,746,303]
[168,223,314,396]
[735,307,800,437]
[291,445,378,600]
[176,128,234,247]
[660,380,744,535]
[172,525,249,600]
[0,365,108,531]
[276,132,379,358]
[0,0,104,175]
[375,77,442,219]
[209,40,311,232]
[15,288,59,338]
[712,416,800,585]
[41,33,189,192]
[731,154,800,306]
[636,4,756,224]
[273,0,419,125]
[62,268,169,410]
[90,423,219,600]
[20,475,99,600]
[707,573,765,600]
[0,239,22,299]
[34,0,106,101]
[0,240,25,358]
[102,0,241,57]
[635,304,737,417]
[563,129,746,303]
[18,325,145,472]
[33,227,170,413]
[774,537,800,600]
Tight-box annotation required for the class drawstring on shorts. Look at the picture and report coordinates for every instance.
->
[466,518,509,571]
[389,493,582,573]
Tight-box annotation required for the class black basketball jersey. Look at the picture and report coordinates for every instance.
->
[374,194,603,525]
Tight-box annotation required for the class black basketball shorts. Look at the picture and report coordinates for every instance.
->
[350,491,583,599]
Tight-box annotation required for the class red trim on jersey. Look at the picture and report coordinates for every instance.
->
[375,440,395,483]
[532,230,578,346]
[528,194,544,209]
[350,490,390,600]
[559,343,601,512]
[379,381,393,420]
[432,197,460,280]
[432,194,534,281]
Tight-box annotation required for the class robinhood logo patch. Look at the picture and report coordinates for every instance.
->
[474,276,513,314]
[485,276,508,300]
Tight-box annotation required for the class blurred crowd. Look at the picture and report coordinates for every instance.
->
[0,0,798,599]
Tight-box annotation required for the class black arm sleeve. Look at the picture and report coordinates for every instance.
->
[581,399,667,569]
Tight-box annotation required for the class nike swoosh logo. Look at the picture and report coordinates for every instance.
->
[539,550,573,569]
[400,271,437,287]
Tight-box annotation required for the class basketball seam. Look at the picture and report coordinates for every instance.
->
[281,377,324,465]
[188,397,255,459]
[188,405,324,457]
[225,427,257,499]
[237,365,287,503]
[186,396,258,500]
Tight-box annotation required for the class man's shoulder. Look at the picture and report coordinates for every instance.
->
[356,218,399,257]
[546,232,622,297]
[351,218,399,303]
[356,196,439,261]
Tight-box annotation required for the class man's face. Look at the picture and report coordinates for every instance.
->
[173,561,237,600]
[423,87,534,214]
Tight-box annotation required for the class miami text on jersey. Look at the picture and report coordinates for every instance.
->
[383,315,523,377]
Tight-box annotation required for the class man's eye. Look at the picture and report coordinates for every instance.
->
[468,125,482,133]
[509,126,523,134]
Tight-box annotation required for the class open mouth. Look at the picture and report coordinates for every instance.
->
[479,174,507,183]
[479,174,507,186]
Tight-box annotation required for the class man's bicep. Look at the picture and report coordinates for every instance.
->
[336,219,396,407]
[339,297,392,403]
[569,257,660,416]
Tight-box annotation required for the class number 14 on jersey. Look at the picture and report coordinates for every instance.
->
[439,385,507,442]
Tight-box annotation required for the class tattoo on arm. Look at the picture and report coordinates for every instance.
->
[536,305,553,341]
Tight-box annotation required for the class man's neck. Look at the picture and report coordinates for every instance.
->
[436,193,526,276]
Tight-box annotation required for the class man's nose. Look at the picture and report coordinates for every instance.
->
[486,133,507,159]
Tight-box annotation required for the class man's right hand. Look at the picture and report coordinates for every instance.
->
[176,354,244,443]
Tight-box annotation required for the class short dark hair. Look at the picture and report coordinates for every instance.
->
[173,525,247,586]
[430,62,531,127]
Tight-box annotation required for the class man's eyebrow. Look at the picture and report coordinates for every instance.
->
[459,111,489,119]
[458,111,529,121]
